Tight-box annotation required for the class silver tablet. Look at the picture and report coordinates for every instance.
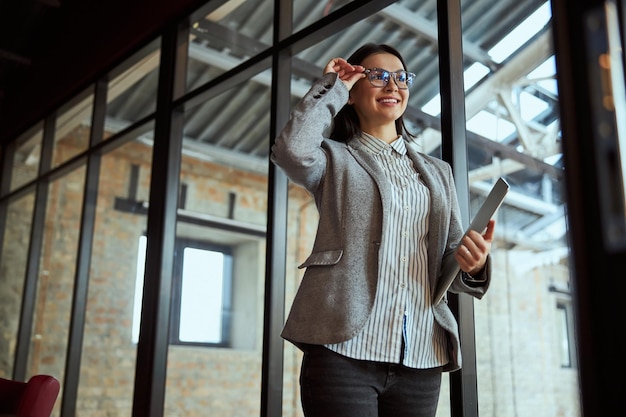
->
[432,177,510,305]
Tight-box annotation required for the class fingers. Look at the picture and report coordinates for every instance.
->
[324,58,365,89]
[456,220,496,273]
[483,219,496,241]
[465,220,496,247]
[324,58,362,75]
[455,243,482,274]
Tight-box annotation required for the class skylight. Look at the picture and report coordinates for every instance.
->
[488,1,552,64]
[466,110,517,140]
[420,63,490,116]
[421,94,441,116]
[528,56,558,95]
[464,62,491,90]
[519,90,550,121]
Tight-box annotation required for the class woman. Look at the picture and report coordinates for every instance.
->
[271,43,495,417]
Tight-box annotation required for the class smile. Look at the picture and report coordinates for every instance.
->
[378,98,399,104]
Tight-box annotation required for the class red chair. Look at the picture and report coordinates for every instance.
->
[0,374,60,417]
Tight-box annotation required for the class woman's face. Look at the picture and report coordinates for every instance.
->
[348,52,410,133]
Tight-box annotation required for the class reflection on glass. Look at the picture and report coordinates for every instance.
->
[27,166,86,417]
[105,39,161,136]
[9,128,42,192]
[77,133,154,416]
[52,88,94,168]
[460,0,580,416]
[186,0,274,93]
[0,193,35,377]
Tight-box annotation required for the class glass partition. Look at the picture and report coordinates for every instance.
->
[26,165,86,417]
[161,69,270,416]
[52,88,94,168]
[76,126,155,416]
[459,0,580,415]
[186,0,274,94]
[0,1,584,416]
[0,192,35,377]
[293,0,359,32]
[105,39,161,136]
[8,127,43,192]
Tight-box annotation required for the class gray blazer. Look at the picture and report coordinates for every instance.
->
[271,73,491,372]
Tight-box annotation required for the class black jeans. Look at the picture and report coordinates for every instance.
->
[300,344,442,417]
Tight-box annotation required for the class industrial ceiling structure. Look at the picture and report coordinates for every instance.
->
[0,0,566,258]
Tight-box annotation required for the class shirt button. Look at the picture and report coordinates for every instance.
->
[401,256,407,262]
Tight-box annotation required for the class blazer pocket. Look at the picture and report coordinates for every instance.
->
[298,249,343,269]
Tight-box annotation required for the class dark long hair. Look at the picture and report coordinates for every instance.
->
[330,43,416,142]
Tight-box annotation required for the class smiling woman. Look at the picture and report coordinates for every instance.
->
[271,42,496,417]
[328,44,415,144]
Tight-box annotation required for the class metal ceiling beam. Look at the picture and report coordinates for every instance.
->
[380,3,494,65]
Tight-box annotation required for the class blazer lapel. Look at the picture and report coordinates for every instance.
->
[347,139,393,204]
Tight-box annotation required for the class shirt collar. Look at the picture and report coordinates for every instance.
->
[359,132,407,156]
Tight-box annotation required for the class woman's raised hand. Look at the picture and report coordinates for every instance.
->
[324,58,365,90]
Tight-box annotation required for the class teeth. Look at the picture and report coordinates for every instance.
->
[379,98,398,103]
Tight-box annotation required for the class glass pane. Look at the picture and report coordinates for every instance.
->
[162,71,269,416]
[283,186,314,416]
[9,126,42,192]
[186,0,273,93]
[460,0,581,416]
[0,192,35,377]
[293,0,358,32]
[52,88,93,168]
[77,127,154,416]
[27,166,86,417]
[105,39,161,136]
[285,2,447,414]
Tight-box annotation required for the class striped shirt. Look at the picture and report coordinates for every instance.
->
[325,133,449,369]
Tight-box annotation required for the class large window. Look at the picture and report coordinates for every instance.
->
[133,236,234,347]
[0,1,584,417]
[175,242,233,345]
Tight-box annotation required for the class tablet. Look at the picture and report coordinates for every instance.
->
[432,177,510,305]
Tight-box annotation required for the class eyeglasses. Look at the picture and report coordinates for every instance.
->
[363,68,416,89]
